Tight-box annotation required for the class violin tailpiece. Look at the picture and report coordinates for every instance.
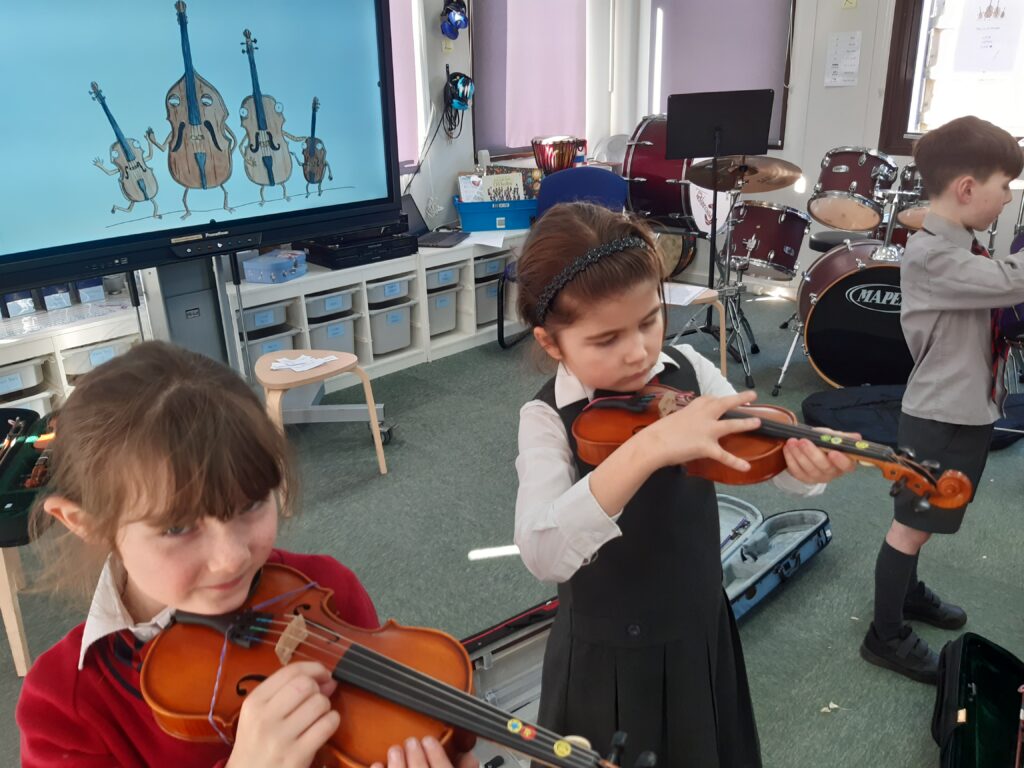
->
[276,613,309,665]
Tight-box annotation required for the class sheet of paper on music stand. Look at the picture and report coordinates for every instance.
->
[662,282,707,306]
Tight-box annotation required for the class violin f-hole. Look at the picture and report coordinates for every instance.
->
[235,673,267,697]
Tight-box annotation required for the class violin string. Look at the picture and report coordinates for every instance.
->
[243,620,598,768]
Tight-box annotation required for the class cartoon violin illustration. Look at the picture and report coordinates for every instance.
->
[148,1,237,220]
[239,29,304,205]
[301,97,333,198]
[89,82,160,219]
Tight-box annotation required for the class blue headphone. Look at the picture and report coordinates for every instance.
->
[445,67,474,110]
[440,0,468,40]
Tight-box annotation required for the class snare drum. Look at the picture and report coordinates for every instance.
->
[895,163,929,230]
[797,239,913,386]
[623,115,731,234]
[728,201,810,280]
[808,147,899,231]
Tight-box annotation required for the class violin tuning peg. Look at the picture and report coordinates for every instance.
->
[632,751,657,768]
[888,478,907,498]
[605,731,627,765]
[914,497,932,514]
[921,459,941,470]
[897,445,917,460]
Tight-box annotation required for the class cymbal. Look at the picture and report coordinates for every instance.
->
[685,155,802,193]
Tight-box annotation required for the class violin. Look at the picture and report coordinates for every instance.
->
[240,29,294,196]
[140,564,632,768]
[150,1,236,218]
[301,97,333,195]
[571,384,973,510]
[89,82,160,217]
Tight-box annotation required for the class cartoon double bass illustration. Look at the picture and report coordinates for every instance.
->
[148,1,237,219]
[239,29,304,205]
[89,82,161,219]
[302,97,334,198]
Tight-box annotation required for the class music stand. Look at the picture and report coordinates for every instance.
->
[665,89,773,386]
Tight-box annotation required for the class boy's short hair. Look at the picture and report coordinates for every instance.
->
[913,115,1023,197]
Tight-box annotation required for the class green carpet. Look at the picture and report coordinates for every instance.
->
[2,297,1020,767]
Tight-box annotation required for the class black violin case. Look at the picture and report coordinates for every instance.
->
[931,632,1024,768]
[462,495,832,765]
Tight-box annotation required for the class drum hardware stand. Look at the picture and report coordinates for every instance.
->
[872,190,907,263]
[770,310,803,396]
[663,89,773,388]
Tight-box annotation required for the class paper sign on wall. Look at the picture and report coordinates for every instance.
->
[954,0,1023,73]
[825,30,862,87]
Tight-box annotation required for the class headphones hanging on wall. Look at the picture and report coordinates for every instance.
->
[444,67,474,111]
[440,0,468,40]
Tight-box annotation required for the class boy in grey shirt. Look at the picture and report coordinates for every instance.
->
[860,116,1024,683]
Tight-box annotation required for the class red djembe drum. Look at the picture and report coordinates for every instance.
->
[532,136,583,176]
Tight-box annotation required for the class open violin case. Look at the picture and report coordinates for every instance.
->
[462,495,832,766]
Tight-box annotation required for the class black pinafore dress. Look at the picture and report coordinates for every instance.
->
[534,348,761,768]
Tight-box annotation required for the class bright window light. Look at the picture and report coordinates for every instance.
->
[651,7,664,114]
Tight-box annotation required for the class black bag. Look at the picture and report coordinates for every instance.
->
[931,632,1024,767]
[801,387,1024,451]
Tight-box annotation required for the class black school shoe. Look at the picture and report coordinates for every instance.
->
[860,623,939,684]
[903,581,967,629]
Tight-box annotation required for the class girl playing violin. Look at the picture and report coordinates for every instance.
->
[16,341,475,768]
[514,203,856,767]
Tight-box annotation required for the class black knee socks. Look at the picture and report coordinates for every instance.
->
[873,542,917,639]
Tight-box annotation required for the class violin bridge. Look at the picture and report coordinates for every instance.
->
[657,392,679,418]
[275,613,310,665]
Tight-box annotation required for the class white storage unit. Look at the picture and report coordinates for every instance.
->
[0,358,47,399]
[475,280,501,325]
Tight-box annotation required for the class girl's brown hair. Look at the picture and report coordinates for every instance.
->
[29,341,295,596]
[516,202,664,331]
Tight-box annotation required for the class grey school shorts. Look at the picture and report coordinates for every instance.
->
[893,413,994,534]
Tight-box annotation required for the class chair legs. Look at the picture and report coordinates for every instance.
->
[0,547,30,677]
[265,388,286,432]
[354,366,388,475]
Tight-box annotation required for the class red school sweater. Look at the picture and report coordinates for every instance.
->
[17,550,379,768]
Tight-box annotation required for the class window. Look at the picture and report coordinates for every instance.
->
[473,0,587,157]
[646,0,796,148]
[881,0,1024,155]
[390,0,428,170]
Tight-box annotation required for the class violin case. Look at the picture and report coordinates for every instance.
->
[0,407,50,547]
[462,495,832,765]
[931,632,1024,768]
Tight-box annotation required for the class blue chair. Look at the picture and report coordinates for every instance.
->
[534,166,628,220]
[498,167,628,349]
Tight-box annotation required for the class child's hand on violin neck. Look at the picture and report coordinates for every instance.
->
[226,661,340,768]
[370,737,479,768]
[647,391,761,471]
[782,428,860,484]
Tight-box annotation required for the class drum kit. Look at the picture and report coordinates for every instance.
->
[623,114,935,394]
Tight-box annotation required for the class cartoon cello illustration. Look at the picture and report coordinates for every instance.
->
[239,29,304,205]
[89,82,160,219]
[148,1,237,220]
[301,97,333,198]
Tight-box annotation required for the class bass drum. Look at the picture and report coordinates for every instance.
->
[623,115,730,234]
[798,239,914,387]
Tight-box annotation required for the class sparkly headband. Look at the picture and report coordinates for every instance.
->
[533,236,648,325]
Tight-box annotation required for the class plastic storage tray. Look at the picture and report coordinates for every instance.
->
[454,196,537,231]
[367,300,416,355]
[242,327,299,360]
[473,255,507,281]
[475,280,501,325]
[61,336,137,376]
[425,265,462,292]
[0,389,53,417]
[366,276,412,306]
[427,288,458,337]
[308,315,358,355]
[305,287,357,321]
[0,358,47,398]
[241,301,290,333]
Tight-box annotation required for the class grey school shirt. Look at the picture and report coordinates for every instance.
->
[901,211,1024,425]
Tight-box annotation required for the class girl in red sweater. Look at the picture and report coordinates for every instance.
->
[17,341,474,768]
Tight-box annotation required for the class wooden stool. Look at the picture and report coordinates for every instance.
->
[254,351,387,475]
[0,546,30,676]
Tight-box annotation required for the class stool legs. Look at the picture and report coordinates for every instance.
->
[355,367,388,475]
[0,547,30,677]
[265,388,285,432]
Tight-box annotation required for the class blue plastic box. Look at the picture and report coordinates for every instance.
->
[243,249,308,284]
[453,196,537,231]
